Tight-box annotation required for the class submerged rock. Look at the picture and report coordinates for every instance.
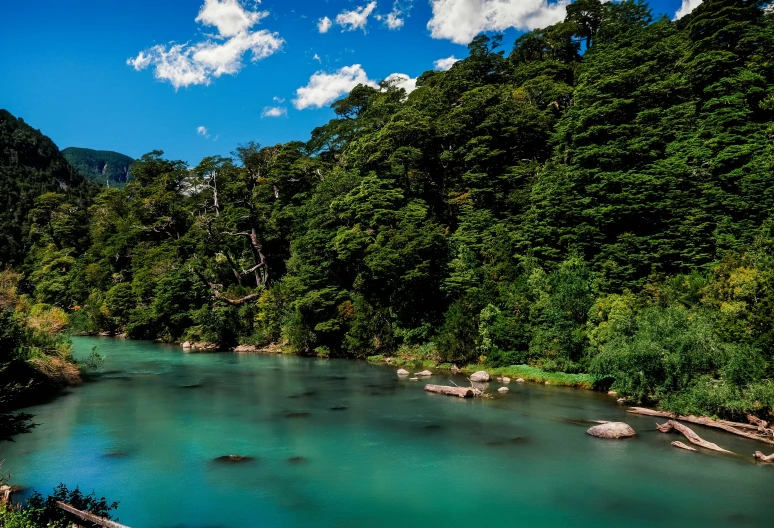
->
[214,455,254,463]
[416,370,432,376]
[287,456,308,464]
[469,371,490,382]
[586,422,636,439]
[498,387,509,393]
[397,369,410,376]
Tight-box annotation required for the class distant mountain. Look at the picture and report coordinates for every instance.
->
[61,147,134,187]
[0,109,94,266]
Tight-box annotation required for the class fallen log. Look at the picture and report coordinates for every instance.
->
[424,384,475,398]
[628,407,774,446]
[753,451,774,463]
[672,441,697,452]
[55,501,130,528]
[657,420,733,454]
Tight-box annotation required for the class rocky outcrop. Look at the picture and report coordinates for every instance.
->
[586,422,636,439]
[469,371,489,382]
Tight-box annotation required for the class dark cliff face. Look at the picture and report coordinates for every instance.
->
[61,146,134,186]
[0,109,93,265]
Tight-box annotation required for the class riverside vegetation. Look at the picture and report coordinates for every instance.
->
[3,0,774,442]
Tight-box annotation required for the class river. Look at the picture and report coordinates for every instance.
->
[1,337,773,527]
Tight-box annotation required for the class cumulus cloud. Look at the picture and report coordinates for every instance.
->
[127,0,283,89]
[318,16,333,33]
[384,73,417,94]
[674,0,703,19]
[336,1,378,32]
[195,0,268,36]
[427,0,569,45]
[294,64,379,110]
[383,11,405,29]
[197,126,210,138]
[434,55,459,70]
[262,106,288,118]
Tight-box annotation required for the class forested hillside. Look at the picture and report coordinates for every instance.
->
[4,0,774,420]
[62,147,134,187]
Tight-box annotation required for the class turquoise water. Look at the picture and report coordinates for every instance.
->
[1,337,773,527]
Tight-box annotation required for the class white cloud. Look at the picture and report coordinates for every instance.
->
[128,0,283,89]
[262,106,288,118]
[434,55,459,71]
[273,96,285,103]
[384,73,417,94]
[427,0,569,45]
[318,16,333,33]
[195,0,268,37]
[197,126,210,138]
[313,53,322,62]
[294,64,379,110]
[336,1,378,32]
[377,0,410,29]
[674,0,702,19]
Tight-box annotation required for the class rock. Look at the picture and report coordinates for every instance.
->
[608,390,617,396]
[409,377,419,381]
[544,381,550,385]
[502,377,511,383]
[586,422,636,439]
[469,371,490,382]
[450,364,460,373]
[233,344,258,353]
[397,368,410,376]
[617,397,626,404]
[498,387,509,393]
[214,455,254,463]
[182,341,192,349]
[416,370,433,376]
[496,377,503,382]
[516,378,525,383]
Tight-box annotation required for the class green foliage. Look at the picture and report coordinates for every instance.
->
[4,0,774,421]
[61,147,134,187]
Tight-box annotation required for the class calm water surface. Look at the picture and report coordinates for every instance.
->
[1,337,773,527]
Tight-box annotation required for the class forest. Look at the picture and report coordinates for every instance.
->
[3,0,774,435]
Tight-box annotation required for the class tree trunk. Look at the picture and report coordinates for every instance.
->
[656,420,734,454]
[424,384,475,398]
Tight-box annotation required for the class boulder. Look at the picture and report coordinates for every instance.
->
[516,378,525,383]
[498,387,509,393]
[586,422,636,439]
[496,377,503,382]
[450,364,461,373]
[469,371,490,382]
[608,390,618,396]
[416,370,433,376]
[182,341,192,349]
[502,377,511,383]
[397,368,410,376]
[233,344,258,353]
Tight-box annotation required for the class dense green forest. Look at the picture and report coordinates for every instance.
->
[3,0,774,421]
[61,147,134,188]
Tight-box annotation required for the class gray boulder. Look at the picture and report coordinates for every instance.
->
[469,371,490,382]
[586,422,636,439]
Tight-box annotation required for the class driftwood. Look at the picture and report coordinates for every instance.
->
[672,441,697,452]
[657,420,733,454]
[424,384,475,398]
[628,407,774,446]
[55,501,130,528]
[753,451,774,462]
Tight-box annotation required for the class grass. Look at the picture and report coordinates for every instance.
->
[368,353,595,389]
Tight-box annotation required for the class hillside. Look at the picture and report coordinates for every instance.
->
[0,109,94,266]
[61,147,134,187]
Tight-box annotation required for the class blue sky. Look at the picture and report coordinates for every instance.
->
[0,0,691,165]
